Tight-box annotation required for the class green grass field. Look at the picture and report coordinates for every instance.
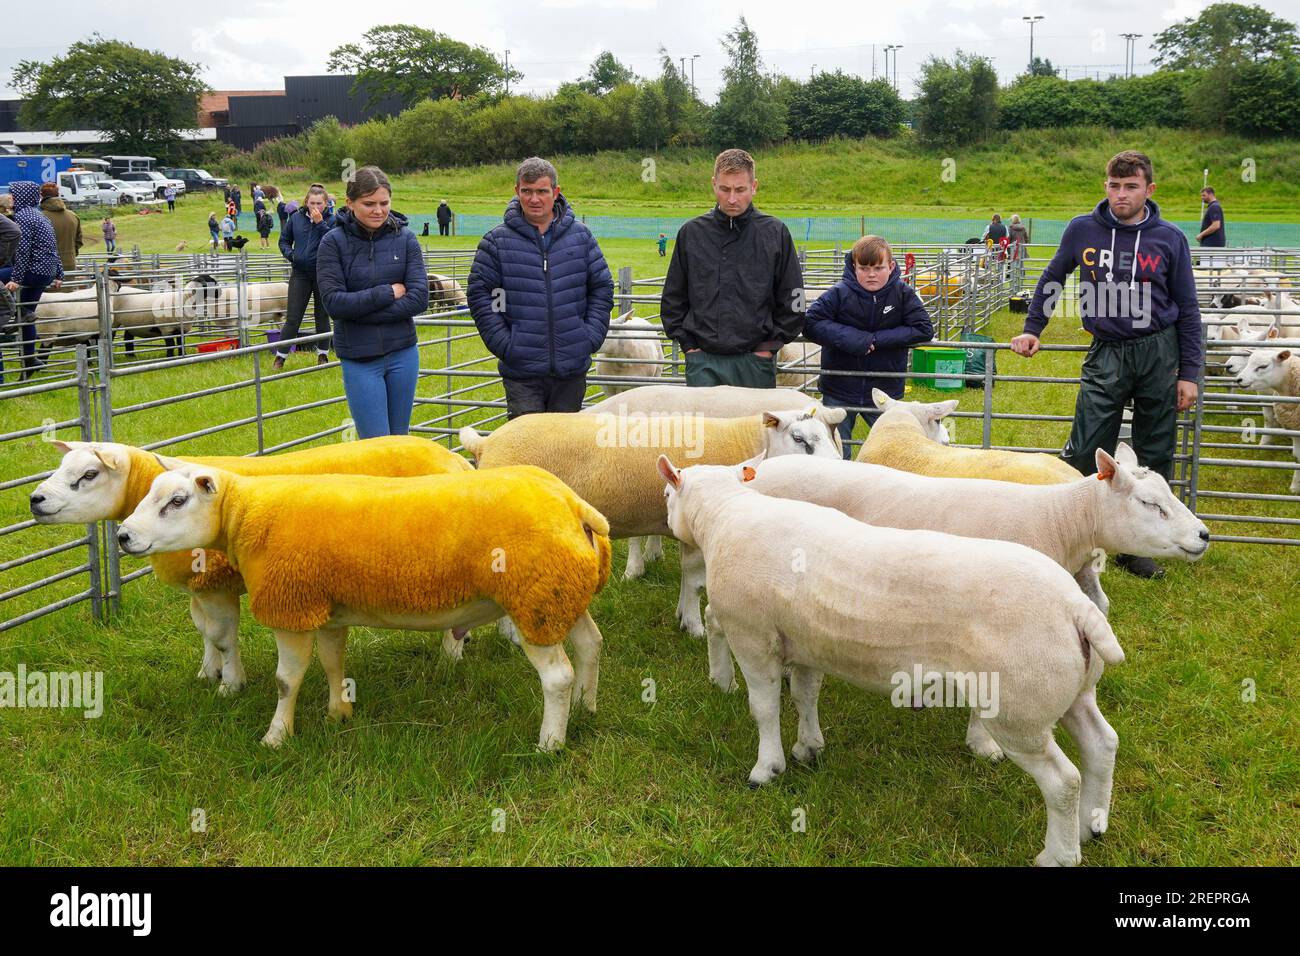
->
[1,127,1296,865]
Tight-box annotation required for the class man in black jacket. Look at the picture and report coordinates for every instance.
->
[660,149,805,387]
[436,200,453,236]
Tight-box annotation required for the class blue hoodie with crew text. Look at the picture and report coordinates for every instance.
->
[1024,198,1203,381]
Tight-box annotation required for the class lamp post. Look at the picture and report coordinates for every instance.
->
[893,46,902,92]
[1120,33,1143,78]
[883,45,898,91]
[1023,15,1044,72]
[690,54,699,98]
[504,49,511,94]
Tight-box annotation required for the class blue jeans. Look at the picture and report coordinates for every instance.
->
[820,393,882,459]
[0,267,55,381]
[340,344,420,439]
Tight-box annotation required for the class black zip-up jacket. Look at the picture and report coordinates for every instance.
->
[660,204,805,354]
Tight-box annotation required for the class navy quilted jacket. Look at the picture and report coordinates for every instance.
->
[315,208,429,361]
[468,196,613,380]
[278,205,335,273]
[8,181,63,284]
[803,255,934,406]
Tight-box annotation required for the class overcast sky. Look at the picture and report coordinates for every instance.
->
[4,0,1300,102]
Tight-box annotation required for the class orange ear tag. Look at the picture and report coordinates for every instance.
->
[1097,468,1114,481]
[742,466,756,482]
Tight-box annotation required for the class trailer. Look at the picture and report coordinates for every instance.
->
[0,153,72,190]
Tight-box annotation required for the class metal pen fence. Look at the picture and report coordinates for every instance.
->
[2,248,1297,636]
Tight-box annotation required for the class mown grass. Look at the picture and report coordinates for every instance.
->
[1,268,1296,863]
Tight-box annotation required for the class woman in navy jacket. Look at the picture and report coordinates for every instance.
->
[273,183,335,369]
[315,166,429,438]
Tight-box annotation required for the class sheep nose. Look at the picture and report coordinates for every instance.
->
[29,493,44,506]
[1199,529,1210,542]
[116,529,131,546]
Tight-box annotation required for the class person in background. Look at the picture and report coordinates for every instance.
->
[164,184,176,213]
[1,182,63,380]
[276,195,289,231]
[256,206,273,248]
[0,199,18,333]
[316,166,428,437]
[468,156,613,419]
[252,182,264,203]
[220,212,235,252]
[981,213,1007,243]
[226,196,238,230]
[273,183,336,370]
[325,193,336,217]
[1196,186,1227,269]
[657,232,667,257]
[436,199,452,236]
[803,234,934,457]
[39,182,81,274]
[231,185,242,223]
[1008,214,1030,246]
[101,215,116,254]
[208,212,220,251]
[660,148,804,388]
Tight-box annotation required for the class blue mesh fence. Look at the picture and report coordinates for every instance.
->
[406,212,1300,249]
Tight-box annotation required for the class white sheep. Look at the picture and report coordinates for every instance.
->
[117,464,611,751]
[460,407,846,636]
[429,273,468,309]
[658,455,1124,867]
[592,312,665,396]
[1234,347,1300,493]
[581,384,840,576]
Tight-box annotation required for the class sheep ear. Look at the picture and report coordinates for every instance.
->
[193,472,220,496]
[930,399,959,420]
[738,450,767,470]
[51,440,75,455]
[1277,350,1292,363]
[1114,442,1139,467]
[870,388,893,410]
[815,405,847,425]
[656,454,681,488]
[92,446,124,471]
[1235,316,1253,336]
[1266,326,1279,339]
[762,411,782,429]
[1095,448,1119,482]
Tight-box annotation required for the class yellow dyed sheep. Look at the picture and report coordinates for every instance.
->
[117,465,612,750]
[32,436,472,692]
[857,388,1083,484]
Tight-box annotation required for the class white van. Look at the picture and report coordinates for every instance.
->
[57,168,120,206]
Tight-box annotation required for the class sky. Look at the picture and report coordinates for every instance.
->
[4,0,1300,102]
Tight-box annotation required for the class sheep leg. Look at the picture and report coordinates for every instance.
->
[730,637,786,786]
[1291,436,1300,494]
[262,630,315,748]
[989,730,1083,867]
[704,602,736,692]
[1260,405,1277,445]
[519,640,575,751]
[624,536,647,580]
[676,543,707,638]
[316,626,353,722]
[1058,688,1119,844]
[190,591,245,695]
[440,628,465,661]
[788,664,826,765]
[1074,564,1110,617]
[563,611,603,715]
[498,616,523,647]
[965,712,1005,761]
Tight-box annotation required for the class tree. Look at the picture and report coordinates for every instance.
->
[13,36,208,154]
[328,24,520,108]
[1027,57,1059,78]
[1152,3,1299,69]
[913,51,999,147]
[579,52,636,94]
[710,16,787,149]
[634,82,671,149]
[787,71,904,140]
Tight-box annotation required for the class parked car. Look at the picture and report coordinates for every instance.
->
[0,143,23,156]
[107,179,156,203]
[162,168,227,191]
[116,170,186,199]
[56,168,120,206]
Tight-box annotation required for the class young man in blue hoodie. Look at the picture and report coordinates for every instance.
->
[803,235,934,457]
[1010,150,1204,579]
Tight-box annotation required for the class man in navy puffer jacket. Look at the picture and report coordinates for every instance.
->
[315,166,429,438]
[803,236,934,457]
[468,157,613,419]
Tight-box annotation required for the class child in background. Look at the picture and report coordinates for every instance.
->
[101,215,116,254]
[803,234,935,458]
[208,213,220,250]
[657,233,667,257]
[220,213,236,252]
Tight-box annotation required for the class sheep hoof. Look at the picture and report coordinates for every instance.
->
[261,725,291,748]
[1035,847,1081,867]
[216,679,245,697]
[328,701,353,722]
[746,762,785,787]
[197,664,222,683]
[791,742,823,766]
[535,734,566,753]
[710,671,737,694]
